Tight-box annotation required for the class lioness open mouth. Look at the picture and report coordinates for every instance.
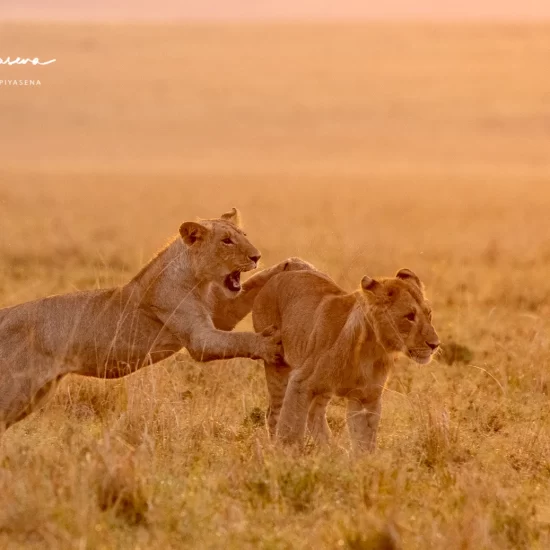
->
[224,271,242,293]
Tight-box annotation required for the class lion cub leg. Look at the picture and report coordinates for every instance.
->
[346,396,382,453]
[264,362,291,439]
[307,394,332,445]
[276,370,314,446]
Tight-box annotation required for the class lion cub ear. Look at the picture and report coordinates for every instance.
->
[220,207,242,228]
[179,222,208,246]
[361,275,380,293]
[396,268,423,290]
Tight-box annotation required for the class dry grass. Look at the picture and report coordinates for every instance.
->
[1,22,550,549]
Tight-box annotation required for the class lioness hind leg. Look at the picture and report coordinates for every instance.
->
[346,397,382,453]
[307,394,332,445]
[264,362,291,439]
[2,374,65,430]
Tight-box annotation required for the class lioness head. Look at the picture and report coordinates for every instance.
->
[360,268,440,364]
[179,208,261,297]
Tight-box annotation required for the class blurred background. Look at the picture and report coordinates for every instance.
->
[3,1,550,20]
[1,1,550,177]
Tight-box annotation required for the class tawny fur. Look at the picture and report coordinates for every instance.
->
[0,208,310,431]
[252,268,440,452]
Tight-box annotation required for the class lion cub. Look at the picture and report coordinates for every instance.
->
[252,268,439,452]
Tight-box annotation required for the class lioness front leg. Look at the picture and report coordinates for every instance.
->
[212,258,317,331]
[187,324,283,364]
[346,397,382,453]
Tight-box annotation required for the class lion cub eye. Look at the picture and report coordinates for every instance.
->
[405,312,416,322]
[222,237,234,245]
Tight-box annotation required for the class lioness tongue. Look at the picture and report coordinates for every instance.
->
[227,271,241,291]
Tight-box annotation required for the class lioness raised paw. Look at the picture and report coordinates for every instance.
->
[257,325,285,365]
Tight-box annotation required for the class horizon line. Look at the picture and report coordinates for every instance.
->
[2,14,550,23]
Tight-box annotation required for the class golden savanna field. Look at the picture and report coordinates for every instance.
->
[1,23,550,549]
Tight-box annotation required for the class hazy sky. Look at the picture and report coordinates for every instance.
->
[3,0,550,20]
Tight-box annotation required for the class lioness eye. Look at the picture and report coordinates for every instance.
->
[222,237,234,245]
[405,312,416,322]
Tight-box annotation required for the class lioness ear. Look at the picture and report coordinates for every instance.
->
[361,275,380,293]
[396,268,423,290]
[220,207,242,228]
[179,222,208,246]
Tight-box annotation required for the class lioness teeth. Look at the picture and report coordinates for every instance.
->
[224,271,241,292]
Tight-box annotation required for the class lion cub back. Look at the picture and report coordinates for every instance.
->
[252,270,348,367]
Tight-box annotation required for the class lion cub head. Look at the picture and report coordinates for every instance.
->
[179,208,261,297]
[361,268,440,364]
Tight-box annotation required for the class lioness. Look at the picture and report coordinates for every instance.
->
[252,268,440,452]
[0,208,308,430]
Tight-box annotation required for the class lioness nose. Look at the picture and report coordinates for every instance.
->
[427,340,440,351]
[249,253,261,263]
